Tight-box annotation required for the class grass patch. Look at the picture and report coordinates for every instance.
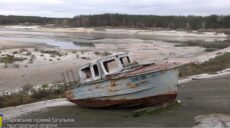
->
[3,63,8,68]
[39,50,62,57]
[73,42,95,47]
[19,48,29,53]
[12,51,19,54]
[94,51,112,56]
[0,94,34,108]
[30,88,65,101]
[81,57,90,60]
[132,101,181,117]
[0,55,26,64]
[13,63,20,68]
[179,52,230,77]
[0,87,65,108]
[174,40,230,51]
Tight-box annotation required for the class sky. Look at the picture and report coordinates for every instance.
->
[0,0,229,18]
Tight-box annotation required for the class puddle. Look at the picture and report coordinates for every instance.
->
[0,36,82,49]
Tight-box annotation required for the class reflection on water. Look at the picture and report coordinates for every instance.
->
[73,42,95,47]
[0,28,104,49]
[0,28,84,49]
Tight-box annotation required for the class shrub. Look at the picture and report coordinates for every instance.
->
[39,50,62,57]
[0,94,34,108]
[28,58,34,64]
[81,57,90,60]
[3,63,8,68]
[71,50,77,54]
[14,63,20,68]
[0,55,26,64]
[94,51,100,55]
[0,84,65,108]
[22,84,33,93]
[19,48,28,53]
[42,84,49,88]
[31,88,64,100]
[94,51,112,56]
[25,51,32,56]
[12,51,19,54]
[34,48,39,51]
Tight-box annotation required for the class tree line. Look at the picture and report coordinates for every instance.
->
[0,15,71,26]
[0,14,230,30]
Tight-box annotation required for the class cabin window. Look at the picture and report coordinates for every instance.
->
[81,66,92,80]
[93,64,99,77]
[103,59,119,73]
[120,56,131,66]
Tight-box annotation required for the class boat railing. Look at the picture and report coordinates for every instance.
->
[60,69,80,89]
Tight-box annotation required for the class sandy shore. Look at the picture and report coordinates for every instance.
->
[0,47,93,93]
[0,40,44,50]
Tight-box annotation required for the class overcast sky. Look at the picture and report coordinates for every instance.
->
[0,0,229,18]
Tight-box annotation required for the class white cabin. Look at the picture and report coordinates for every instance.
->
[79,53,133,83]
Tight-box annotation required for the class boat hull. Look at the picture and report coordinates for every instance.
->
[65,65,179,108]
[69,93,177,108]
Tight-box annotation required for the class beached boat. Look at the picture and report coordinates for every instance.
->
[65,53,180,108]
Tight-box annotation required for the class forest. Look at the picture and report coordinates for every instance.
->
[0,14,230,30]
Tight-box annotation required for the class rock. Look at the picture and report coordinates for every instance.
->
[176,100,181,104]
[193,114,230,128]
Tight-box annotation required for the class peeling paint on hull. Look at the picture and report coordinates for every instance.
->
[69,93,177,108]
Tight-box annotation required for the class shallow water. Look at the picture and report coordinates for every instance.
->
[0,28,83,49]
[0,27,229,50]
[0,36,82,49]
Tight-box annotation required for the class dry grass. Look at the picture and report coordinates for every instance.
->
[0,85,65,108]
[94,51,112,56]
[0,54,26,64]
[179,52,230,77]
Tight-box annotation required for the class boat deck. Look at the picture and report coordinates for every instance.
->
[107,63,181,79]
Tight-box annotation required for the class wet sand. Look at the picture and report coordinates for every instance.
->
[17,74,230,127]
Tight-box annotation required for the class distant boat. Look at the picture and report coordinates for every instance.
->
[65,53,180,108]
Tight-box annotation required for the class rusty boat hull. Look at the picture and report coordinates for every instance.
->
[65,64,179,108]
